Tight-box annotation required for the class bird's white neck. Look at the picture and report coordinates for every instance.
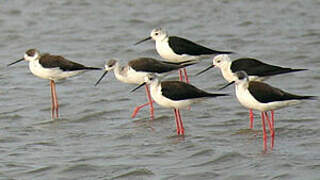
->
[113,63,126,81]
[220,61,235,82]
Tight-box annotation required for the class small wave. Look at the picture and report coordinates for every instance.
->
[111,168,154,179]
[191,152,245,167]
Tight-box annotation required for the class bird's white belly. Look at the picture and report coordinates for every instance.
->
[29,61,84,81]
[150,84,193,109]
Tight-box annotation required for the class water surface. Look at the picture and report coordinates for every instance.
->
[0,0,319,179]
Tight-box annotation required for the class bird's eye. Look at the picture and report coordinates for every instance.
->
[238,73,246,80]
[217,60,221,63]
[155,32,159,36]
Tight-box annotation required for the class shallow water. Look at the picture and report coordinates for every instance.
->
[0,0,319,179]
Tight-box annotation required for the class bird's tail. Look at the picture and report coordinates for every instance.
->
[213,50,234,55]
[207,93,229,97]
[85,67,103,70]
[162,60,198,67]
[296,95,317,100]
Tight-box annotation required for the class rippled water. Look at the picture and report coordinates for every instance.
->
[0,0,319,179]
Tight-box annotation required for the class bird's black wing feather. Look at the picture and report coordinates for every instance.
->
[248,81,313,103]
[231,58,306,76]
[168,36,232,56]
[161,81,227,101]
[40,54,100,71]
[129,57,182,73]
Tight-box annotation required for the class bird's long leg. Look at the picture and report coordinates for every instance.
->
[249,109,254,129]
[261,112,267,151]
[265,111,275,149]
[131,101,155,118]
[271,110,275,130]
[174,109,181,135]
[177,109,184,135]
[183,68,189,83]
[178,69,183,81]
[131,85,155,119]
[51,80,59,119]
[50,80,55,119]
[145,85,154,120]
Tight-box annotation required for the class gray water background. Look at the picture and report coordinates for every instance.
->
[0,0,320,179]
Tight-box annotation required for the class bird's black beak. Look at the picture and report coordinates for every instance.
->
[95,71,108,86]
[7,58,24,67]
[195,64,215,76]
[134,37,152,45]
[131,82,146,93]
[218,81,235,90]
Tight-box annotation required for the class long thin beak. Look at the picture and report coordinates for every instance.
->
[134,37,152,45]
[7,58,24,67]
[95,71,108,86]
[131,82,146,93]
[195,64,215,76]
[218,81,235,90]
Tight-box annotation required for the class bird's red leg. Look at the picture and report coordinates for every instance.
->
[174,109,181,135]
[131,85,155,119]
[261,112,267,151]
[50,80,55,119]
[271,110,275,129]
[183,68,189,83]
[177,109,184,135]
[265,111,275,149]
[249,109,254,129]
[145,85,154,120]
[264,112,273,135]
[131,101,155,118]
[271,110,275,148]
[180,68,191,110]
[51,80,59,118]
[178,69,183,81]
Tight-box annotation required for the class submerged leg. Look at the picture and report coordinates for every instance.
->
[174,109,181,135]
[183,68,189,83]
[178,69,183,81]
[271,110,275,129]
[266,111,275,149]
[145,85,154,120]
[50,80,59,119]
[131,85,155,119]
[176,109,184,135]
[131,101,156,118]
[261,112,267,151]
[249,109,254,129]
[50,80,55,119]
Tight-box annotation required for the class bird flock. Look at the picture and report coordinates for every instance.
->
[7,28,315,151]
